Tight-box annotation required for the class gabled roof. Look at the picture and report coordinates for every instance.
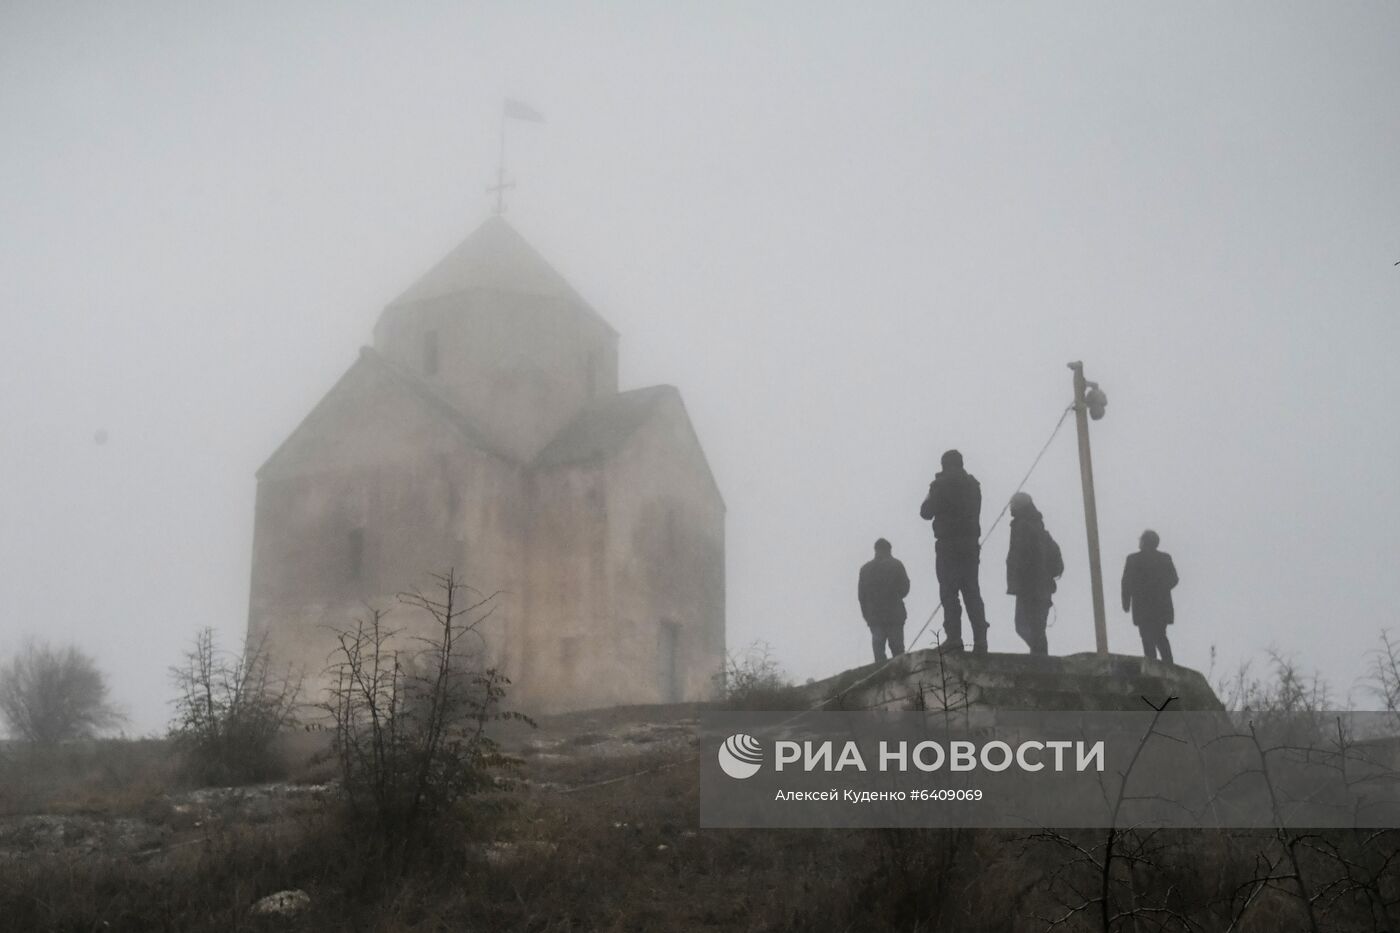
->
[387,216,617,334]
[256,348,515,479]
[532,386,675,468]
[360,349,516,462]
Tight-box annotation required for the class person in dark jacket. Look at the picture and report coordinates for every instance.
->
[859,538,911,663]
[919,450,988,653]
[1121,530,1179,663]
[1006,492,1061,656]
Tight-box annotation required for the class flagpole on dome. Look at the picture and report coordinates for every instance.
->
[489,98,544,215]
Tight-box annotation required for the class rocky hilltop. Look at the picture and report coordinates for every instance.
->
[802,649,1223,713]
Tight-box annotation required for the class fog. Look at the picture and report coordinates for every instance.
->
[2,2,1398,733]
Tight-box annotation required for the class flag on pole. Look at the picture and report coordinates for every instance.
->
[504,98,544,123]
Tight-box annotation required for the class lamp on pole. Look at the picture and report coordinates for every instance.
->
[1068,361,1109,654]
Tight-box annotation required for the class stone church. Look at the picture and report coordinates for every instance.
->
[247,216,725,712]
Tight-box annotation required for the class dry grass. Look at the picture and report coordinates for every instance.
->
[0,738,177,817]
[3,732,1399,932]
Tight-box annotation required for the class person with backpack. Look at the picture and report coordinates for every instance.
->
[1005,492,1063,656]
[1121,530,1179,663]
[858,538,912,663]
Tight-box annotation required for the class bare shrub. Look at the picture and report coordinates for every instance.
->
[168,628,301,786]
[1362,628,1400,715]
[1029,698,1200,932]
[1212,648,1333,749]
[715,641,808,710]
[321,570,526,851]
[0,639,124,744]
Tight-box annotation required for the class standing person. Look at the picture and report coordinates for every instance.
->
[1006,492,1063,656]
[1121,530,1179,663]
[858,538,911,663]
[919,449,989,654]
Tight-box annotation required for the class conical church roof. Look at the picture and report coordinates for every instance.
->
[387,216,613,332]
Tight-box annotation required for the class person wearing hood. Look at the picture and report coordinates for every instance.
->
[919,449,989,653]
[1006,492,1063,656]
[858,538,911,663]
[1121,530,1179,663]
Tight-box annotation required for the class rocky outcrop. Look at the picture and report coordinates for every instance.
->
[803,649,1223,713]
[251,889,311,917]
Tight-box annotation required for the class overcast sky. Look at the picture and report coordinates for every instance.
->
[3,2,1398,732]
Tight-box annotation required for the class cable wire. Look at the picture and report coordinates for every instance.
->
[553,404,1080,792]
[904,403,1075,652]
[823,403,1077,707]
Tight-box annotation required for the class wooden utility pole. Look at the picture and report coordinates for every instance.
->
[1068,361,1109,654]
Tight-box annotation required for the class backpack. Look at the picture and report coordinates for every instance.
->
[1043,530,1065,580]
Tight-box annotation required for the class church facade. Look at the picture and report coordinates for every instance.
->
[247,216,725,712]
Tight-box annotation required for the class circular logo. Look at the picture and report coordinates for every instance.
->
[718,733,763,779]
